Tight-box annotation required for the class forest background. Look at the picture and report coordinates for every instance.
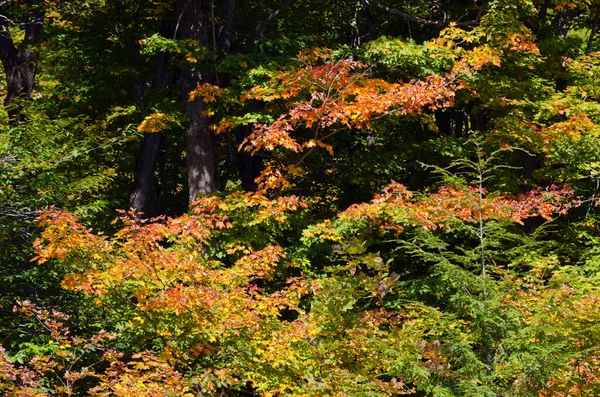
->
[2,0,600,395]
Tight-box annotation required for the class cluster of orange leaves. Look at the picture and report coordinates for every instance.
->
[188,82,224,103]
[30,192,316,391]
[553,0,590,12]
[34,192,307,303]
[492,108,600,157]
[507,33,541,54]
[305,181,579,241]
[29,185,451,395]
[235,59,458,156]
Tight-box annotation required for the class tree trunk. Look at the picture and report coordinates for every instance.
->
[218,0,235,53]
[363,1,374,42]
[586,3,600,55]
[179,0,219,204]
[129,132,164,216]
[129,45,171,216]
[0,6,43,123]
[215,0,262,191]
[184,89,218,203]
[537,0,551,26]
[234,125,262,191]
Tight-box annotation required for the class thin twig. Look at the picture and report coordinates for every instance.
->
[174,0,192,39]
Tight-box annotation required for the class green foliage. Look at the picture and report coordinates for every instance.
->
[361,36,448,78]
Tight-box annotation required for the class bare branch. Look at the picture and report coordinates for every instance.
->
[0,0,15,9]
[366,0,482,28]
[0,154,16,164]
[587,3,600,54]
[174,0,191,39]
[255,0,298,40]
[0,208,36,220]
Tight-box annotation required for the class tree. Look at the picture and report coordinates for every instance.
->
[0,0,43,123]
[178,0,219,203]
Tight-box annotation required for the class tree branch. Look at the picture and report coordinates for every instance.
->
[0,18,17,71]
[366,0,482,28]
[0,0,15,8]
[586,3,600,55]
[0,208,37,220]
[255,0,298,40]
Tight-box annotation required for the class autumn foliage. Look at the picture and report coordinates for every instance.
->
[9,175,589,395]
[4,1,600,396]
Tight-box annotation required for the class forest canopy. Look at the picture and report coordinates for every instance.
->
[2,0,600,395]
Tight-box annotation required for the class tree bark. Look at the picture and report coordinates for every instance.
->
[234,124,262,191]
[0,4,43,123]
[129,19,172,217]
[586,3,600,55]
[179,0,219,204]
[129,133,164,216]
[215,0,263,191]
[218,0,235,53]
[537,0,551,26]
[363,1,374,43]
[184,85,218,203]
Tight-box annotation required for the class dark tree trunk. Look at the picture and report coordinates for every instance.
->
[435,110,452,135]
[455,108,468,138]
[129,132,164,216]
[468,101,487,132]
[363,2,374,42]
[179,0,219,204]
[184,87,218,203]
[0,6,43,124]
[586,3,600,55]
[522,152,541,181]
[234,125,262,191]
[218,0,235,53]
[215,0,263,191]
[129,25,172,216]
[537,0,551,26]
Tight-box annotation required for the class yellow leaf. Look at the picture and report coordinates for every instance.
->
[137,113,176,133]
